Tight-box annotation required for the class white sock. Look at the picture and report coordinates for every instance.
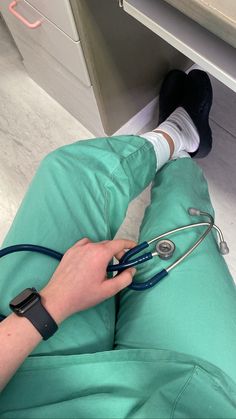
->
[176,150,191,159]
[157,107,200,158]
[141,107,198,169]
[141,131,170,170]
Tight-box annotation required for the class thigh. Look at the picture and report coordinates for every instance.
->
[0,135,156,356]
[115,158,236,383]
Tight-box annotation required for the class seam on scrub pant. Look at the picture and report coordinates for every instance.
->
[171,365,236,418]
[104,141,156,240]
[171,366,197,419]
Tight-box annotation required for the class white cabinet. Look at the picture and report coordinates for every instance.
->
[19,36,105,136]
[0,0,192,135]
[0,0,105,135]
[24,0,79,40]
[0,0,90,86]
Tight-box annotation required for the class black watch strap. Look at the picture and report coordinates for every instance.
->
[23,300,58,340]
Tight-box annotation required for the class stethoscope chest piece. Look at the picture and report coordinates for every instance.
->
[156,239,175,260]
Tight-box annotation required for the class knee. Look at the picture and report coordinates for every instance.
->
[38,148,62,176]
[36,140,93,179]
[39,141,83,171]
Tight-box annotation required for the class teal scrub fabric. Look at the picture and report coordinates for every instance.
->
[0,135,235,418]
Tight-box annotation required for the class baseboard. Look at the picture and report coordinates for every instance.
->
[114,96,159,136]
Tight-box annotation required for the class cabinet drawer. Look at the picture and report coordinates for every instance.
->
[0,0,90,86]
[16,32,104,135]
[25,0,79,41]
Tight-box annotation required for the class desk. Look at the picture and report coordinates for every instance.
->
[123,0,236,92]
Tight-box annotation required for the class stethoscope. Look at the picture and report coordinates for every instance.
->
[106,208,229,290]
[0,208,229,294]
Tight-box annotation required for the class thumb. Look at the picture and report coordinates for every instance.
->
[103,268,136,297]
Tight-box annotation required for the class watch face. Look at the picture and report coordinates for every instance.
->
[10,288,40,314]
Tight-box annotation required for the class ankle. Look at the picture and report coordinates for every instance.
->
[155,107,200,159]
[154,130,174,158]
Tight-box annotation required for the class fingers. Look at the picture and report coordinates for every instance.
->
[69,238,136,267]
[114,250,126,261]
[74,238,92,247]
[71,239,136,257]
[114,245,137,261]
[103,268,136,297]
[104,239,137,259]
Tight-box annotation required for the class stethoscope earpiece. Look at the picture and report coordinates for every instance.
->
[188,207,201,216]
[219,241,229,255]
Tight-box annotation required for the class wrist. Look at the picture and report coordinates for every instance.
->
[40,287,69,325]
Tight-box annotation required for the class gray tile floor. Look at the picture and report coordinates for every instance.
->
[0,17,236,279]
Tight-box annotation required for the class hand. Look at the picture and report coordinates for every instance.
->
[40,238,136,323]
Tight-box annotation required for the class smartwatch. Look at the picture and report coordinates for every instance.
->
[9,288,58,340]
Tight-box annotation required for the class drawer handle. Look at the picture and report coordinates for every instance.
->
[8,0,41,29]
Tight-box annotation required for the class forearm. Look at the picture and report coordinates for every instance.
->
[0,288,65,392]
[0,239,135,392]
[0,312,42,391]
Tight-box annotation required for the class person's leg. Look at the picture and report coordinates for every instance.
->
[0,135,157,355]
[115,157,236,382]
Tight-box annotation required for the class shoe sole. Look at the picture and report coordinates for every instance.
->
[186,70,213,159]
[158,69,187,125]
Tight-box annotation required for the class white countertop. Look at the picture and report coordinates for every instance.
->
[164,0,236,48]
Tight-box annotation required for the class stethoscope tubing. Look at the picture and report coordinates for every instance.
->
[0,244,63,261]
[0,221,217,269]
[107,219,216,273]
[148,221,223,246]
[0,210,228,325]
[0,211,225,293]
[106,214,216,291]
[166,213,214,272]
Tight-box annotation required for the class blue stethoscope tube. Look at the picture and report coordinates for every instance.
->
[110,241,169,291]
[0,209,229,294]
[0,244,63,261]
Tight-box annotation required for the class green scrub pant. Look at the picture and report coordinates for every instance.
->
[0,135,236,418]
